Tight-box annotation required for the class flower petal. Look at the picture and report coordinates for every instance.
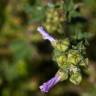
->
[39,75,60,93]
[37,26,56,42]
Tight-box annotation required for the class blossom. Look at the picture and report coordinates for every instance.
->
[39,75,60,93]
[37,26,56,42]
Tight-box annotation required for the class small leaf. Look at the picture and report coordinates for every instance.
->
[10,40,33,61]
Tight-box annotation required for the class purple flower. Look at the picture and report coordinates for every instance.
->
[37,26,56,42]
[39,75,60,93]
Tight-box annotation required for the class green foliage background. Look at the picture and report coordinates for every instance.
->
[0,0,96,96]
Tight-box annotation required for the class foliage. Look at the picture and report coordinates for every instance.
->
[0,0,96,96]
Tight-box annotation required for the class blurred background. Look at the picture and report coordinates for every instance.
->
[0,0,96,96]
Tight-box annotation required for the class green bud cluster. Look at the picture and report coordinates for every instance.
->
[43,8,65,34]
[69,65,82,85]
[54,38,70,51]
[53,39,88,85]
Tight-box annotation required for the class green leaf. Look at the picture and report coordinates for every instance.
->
[2,60,27,82]
[84,0,96,9]
[1,62,18,82]
[24,1,46,22]
[2,88,11,96]
[10,40,33,61]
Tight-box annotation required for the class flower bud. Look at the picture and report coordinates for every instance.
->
[67,50,81,65]
[70,70,82,85]
[56,69,68,81]
[54,39,70,52]
[54,55,67,69]
[69,65,82,85]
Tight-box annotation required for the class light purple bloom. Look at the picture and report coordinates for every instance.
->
[39,75,60,93]
[37,26,56,42]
